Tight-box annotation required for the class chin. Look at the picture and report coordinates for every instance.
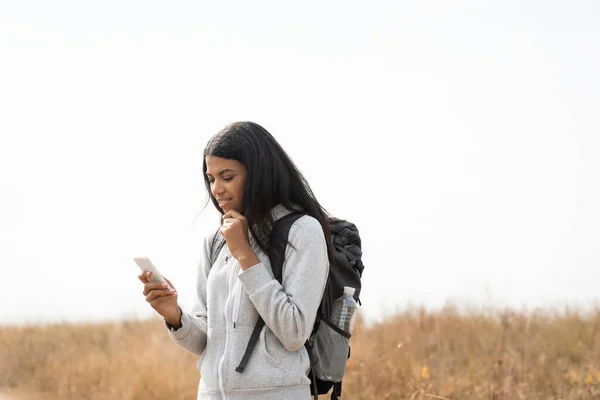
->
[219,204,240,213]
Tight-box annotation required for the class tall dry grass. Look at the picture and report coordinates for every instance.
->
[2,306,600,399]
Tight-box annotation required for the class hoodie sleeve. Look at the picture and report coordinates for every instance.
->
[165,232,214,357]
[238,215,329,352]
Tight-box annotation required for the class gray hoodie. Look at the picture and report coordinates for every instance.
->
[167,204,329,400]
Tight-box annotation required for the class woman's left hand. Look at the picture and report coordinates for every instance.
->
[220,210,259,270]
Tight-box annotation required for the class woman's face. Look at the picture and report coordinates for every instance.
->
[205,155,247,213]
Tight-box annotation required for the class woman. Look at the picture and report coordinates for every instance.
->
[139,121,332,400]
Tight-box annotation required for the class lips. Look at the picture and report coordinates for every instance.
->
[217,198,231,208]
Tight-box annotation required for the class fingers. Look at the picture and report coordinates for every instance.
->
[164,277,175,290]
[220,219,235,234]
[138,272,150,283]
[221,214,246,230]
[138,272,177,319]
[144,283,177,303]
[221,218,236,228]
[222,210,245,220]
[138,270,155,284]
[222,210,236,219]
[219,221,239,239]
[142,281,170,296]
[146,289,176,304]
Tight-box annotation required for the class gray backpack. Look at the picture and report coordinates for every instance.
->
[210,212,364,400]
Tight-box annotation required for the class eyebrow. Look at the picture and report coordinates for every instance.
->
[206,168,236,177]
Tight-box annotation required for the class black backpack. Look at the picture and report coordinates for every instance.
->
[209,212,364,400]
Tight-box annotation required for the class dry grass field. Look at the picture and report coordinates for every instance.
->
[2,305,600,399]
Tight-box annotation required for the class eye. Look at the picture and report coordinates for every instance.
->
[207,177,215,184]
[223,176,233,181]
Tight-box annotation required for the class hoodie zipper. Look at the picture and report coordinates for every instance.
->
[217,246,251,398]
[217,255,236,400]
[232,274,243,328]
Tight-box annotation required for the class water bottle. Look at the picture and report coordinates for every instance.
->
[331,286,358,335]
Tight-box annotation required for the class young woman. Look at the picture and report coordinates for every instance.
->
[138,121,332,400]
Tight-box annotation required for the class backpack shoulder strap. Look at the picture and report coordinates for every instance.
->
[235,211,305,374]
[208,229,225,268]
[268,211,306,282]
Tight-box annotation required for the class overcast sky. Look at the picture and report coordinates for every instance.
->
[1,0,599,325]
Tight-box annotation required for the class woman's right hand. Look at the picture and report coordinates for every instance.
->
[138,272,182,329]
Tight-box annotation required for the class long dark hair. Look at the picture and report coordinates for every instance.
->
[202,121,334,263]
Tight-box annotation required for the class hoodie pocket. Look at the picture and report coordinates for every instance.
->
[196,349,207,371]
[260,328,285,369]
[197,336,220,392]
[258,328,311,386]
[226,328,286,390]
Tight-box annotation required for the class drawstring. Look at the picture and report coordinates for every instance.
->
[232,270,243,328]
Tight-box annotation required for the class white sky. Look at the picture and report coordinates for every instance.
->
[1,0,599,325]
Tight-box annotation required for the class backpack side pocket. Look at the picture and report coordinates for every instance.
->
[312,318,350,382]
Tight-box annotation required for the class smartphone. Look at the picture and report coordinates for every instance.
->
[134,257,170,287]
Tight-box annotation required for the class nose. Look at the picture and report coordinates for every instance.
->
[211,179,225,197]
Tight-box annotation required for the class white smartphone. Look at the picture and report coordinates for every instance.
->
[134,257,170,287]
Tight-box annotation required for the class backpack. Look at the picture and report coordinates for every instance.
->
[209,212,364,400]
